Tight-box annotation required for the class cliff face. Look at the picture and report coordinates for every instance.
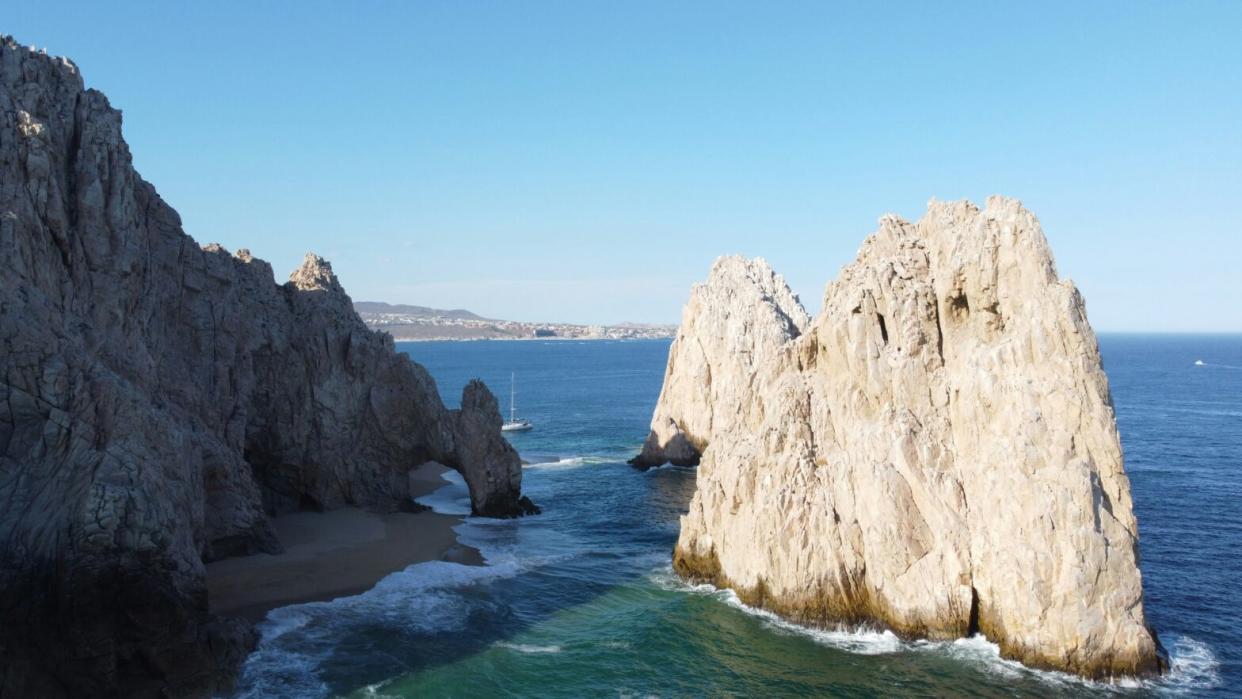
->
[0,37,531,697]
[629,257,809,468]
[648,198,1163,679]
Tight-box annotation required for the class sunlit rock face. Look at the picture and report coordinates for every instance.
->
[649,197,1163,679]
[630,256,810,469]
[0,36,527,696]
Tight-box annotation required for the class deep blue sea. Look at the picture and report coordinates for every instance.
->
[233,335,1238,697]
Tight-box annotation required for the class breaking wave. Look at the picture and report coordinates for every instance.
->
[494,642,564,654]
[524,455,618,470]
[652,565,1222,694]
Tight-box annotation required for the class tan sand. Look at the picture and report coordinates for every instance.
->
[207,462,481,621]
[408,460,453,498]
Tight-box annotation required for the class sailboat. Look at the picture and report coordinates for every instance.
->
[501,372,533,432]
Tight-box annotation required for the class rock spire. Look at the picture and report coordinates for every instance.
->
[643,197,1164,679]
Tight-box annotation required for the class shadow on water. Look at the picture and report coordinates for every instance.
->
[232,458,699,697]
[320,462,696,696]
[235,337,1231,697]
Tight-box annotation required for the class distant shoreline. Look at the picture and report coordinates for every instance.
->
[355,301,676,342]
[388,335,674,343]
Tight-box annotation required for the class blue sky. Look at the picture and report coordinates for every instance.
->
[6,2,1240,329]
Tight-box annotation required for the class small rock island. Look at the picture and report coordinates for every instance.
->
[637,197,1165,679]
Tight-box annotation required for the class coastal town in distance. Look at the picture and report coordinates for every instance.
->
[355,301,677,341]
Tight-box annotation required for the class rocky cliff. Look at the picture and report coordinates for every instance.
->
[0,36,533,697]
[646,197,1164,679]
[630,256,809,468]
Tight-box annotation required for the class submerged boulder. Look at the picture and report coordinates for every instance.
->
[0,36,530,696]
[647,197,1164,679]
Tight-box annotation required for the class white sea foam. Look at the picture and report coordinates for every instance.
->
[249,557,527,659]
[257,603,314,639]
[717,587,903,655]
[1162,635,1222,693]
[495,641,563,654]
[524,455,614,470]
[627,551,675,570]
[242,464,1225,698]
[236,474,570,698]
[232,644,330,699]
[646,565,713,594]
[646,565,902,655]
[358,683,402,699]
[413,469,473,516]
[653,565,1223,693]
[641,463,697,476]
[918,632,1223,694]
[1195,361,1242,370]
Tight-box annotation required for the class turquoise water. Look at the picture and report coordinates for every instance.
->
[233,337,1235,697]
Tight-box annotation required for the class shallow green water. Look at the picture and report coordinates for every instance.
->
[232,338,1230,697]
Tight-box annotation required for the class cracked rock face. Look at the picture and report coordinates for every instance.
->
[0,36,527,696]
[648,197,1163,679]
[629,256,809,469]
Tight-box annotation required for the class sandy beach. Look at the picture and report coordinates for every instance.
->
[207,462,481,621]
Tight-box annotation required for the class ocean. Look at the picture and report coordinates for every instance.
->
[232,335,1237,697]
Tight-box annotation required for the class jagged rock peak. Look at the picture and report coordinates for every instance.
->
[705,255,810,337]
[289,251,344,292]
[0,36,532,697]
[629,254,809,469]
[649,197,1164,679]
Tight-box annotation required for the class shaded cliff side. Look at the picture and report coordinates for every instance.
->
[0,36,533,697]
[644,198,1164,679]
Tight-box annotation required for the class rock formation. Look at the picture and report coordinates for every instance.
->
[645,197,1165,679]
[0,36,533,697]
[630,257,810,468]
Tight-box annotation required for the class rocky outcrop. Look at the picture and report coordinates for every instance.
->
[629,257,809,469]
[0,37,531,697]
[649,197,1164,679]
[454,379,541,517]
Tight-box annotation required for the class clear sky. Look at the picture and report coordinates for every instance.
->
[6,2,1240,330]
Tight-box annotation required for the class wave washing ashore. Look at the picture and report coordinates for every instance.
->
[232,338,1235,697]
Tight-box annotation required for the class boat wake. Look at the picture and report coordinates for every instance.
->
[1194,360,1242,370]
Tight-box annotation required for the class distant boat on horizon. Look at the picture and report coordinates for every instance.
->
[1195,359,1206,366]
[502,372,533,432]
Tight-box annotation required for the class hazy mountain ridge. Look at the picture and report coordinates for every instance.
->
[353,301,486,321]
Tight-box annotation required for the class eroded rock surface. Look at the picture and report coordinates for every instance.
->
[648,198,1164,679]
[0,37,528,697]
[630,256,809,469]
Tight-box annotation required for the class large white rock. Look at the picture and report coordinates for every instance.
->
[630,256,809,468]
[648,197,1163,679]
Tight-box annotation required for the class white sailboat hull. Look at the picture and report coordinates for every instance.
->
[503,372,534,431]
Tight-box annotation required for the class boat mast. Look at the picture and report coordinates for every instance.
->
[510,372,517,422]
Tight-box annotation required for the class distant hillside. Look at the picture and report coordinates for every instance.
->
[353,301,485,321]
[353,301,676,341]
